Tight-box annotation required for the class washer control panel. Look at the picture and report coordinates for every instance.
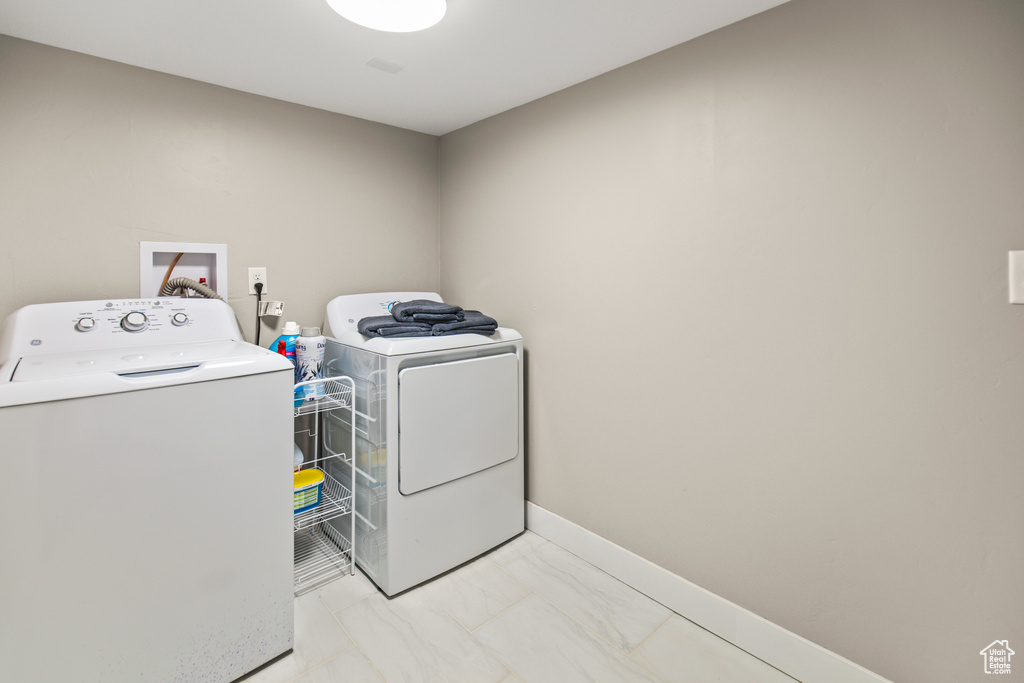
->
[0,298,243,360]
[72,300,192,336]
[72,305,192,333]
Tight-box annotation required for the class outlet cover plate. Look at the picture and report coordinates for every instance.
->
[248,267,268,295]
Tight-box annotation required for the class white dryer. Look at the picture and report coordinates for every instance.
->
[324,292,524,596]
[0,298,294,682]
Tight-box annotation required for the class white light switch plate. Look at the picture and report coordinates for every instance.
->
[1010,252,1024,304]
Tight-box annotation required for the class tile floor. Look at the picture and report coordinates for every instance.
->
[247,531,798,683]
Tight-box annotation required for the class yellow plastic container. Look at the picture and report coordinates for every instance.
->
[293,468,325,514]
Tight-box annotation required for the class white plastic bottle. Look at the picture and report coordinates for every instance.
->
[296,326,326,402]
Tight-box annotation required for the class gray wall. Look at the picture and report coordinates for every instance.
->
[439,1,1024,681]
[0,36,440,337]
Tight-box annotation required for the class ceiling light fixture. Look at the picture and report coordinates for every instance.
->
[325,0,447,33]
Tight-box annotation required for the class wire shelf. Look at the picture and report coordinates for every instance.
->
[293,471,353,531]
[294,523,353,596]
[294,378,354,417]
[292,374,355,595]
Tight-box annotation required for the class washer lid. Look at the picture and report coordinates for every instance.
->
[9,340,265,382]
[0,340,291,408]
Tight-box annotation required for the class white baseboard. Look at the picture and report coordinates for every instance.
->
[525,502,889,683]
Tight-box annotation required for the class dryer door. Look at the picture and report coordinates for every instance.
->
[398,353,519,495]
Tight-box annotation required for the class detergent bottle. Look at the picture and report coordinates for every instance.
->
[296,326,327,403]
[268,321,303,406]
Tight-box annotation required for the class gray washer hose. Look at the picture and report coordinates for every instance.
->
[159,277,223,300]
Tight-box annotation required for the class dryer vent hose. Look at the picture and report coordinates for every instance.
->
[159,277,223,301]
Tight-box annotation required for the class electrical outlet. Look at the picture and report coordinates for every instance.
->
[248,267,267,295]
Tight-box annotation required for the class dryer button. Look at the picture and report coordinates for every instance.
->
[75,317,96,332]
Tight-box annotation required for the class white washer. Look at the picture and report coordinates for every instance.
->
[325,292,524,596]
[0,298,294,682]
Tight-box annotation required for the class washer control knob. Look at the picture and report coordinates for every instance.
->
[171,312,189,327]
[120,311,148,332]
[75,317,96,332]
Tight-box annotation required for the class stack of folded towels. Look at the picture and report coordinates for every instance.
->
[357,300,499,338]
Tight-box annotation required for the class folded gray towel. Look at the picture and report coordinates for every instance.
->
[358,315,432,338]
[435,327,496,336]
[431,310,498,336]
[391,299,465,323]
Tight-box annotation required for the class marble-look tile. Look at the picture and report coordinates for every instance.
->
[336,588,509,682]
[245,591,355,683]
[475,594,660,682]
[316,569,381,613]
[425,557,532,631]
[502,541,671,653]
[632,615,798,683]
[488,530,548,567]
[293,647,383,683]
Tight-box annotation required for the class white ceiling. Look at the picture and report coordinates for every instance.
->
[0,0,788,136]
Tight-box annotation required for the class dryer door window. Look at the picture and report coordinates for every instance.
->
[398,353,519,495]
